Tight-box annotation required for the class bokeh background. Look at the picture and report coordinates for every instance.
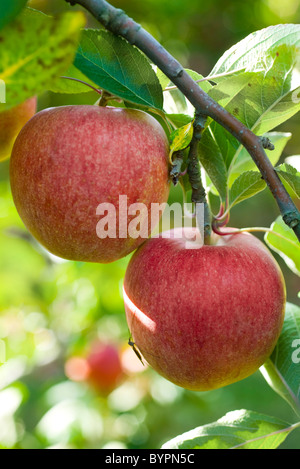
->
[0,0,299,449]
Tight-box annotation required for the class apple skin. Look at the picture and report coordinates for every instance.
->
[87,342,124,395]
[10,105,170,263]
[0,97,37,161]
[123,228,286,391]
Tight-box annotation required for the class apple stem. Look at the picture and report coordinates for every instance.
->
[215,203,225,220]
[241,227,300,245]
[212,220,234,236]
[213,199,231,228]
[187,113,212,244]
[60,76,103,95]
[64,0,300,242]
[98,90,112,107]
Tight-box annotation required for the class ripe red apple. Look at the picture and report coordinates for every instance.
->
[123,228,286,391]
[0,97,37,161]
[9,105,170,263]
[86,342,124,394]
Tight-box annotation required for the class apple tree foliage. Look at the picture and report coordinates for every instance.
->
[0,0,28,30]
[0,4,300,449]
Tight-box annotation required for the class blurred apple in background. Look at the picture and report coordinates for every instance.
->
[65,342,125,395]
[87,342,125,395]
[0,97,37,162]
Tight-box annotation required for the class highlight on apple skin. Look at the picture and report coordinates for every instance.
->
[0,97,37,162]
[9,105,170,263]
[123,227,286,392]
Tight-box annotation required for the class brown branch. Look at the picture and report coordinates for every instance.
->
[65,0,300,242]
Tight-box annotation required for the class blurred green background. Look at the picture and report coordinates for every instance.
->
[0,0,299,449]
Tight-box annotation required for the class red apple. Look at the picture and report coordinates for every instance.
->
[86,342,124,394]
[0,97,37,161]
[9,105,170,263]
[123,228,286,391]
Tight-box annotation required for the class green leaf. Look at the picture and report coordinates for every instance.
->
[0,8,85,109]
[169,121,193,160]
[260,302,300,416]
[198,126,228,202]
[200,61,298,197]
[229,132,292,186]
[199,74,247,174]
[162,409,297,449]
[179,172,192,200]
[265,216,300,276]
[208,27,300,176]
[276,163,300,199]
[229,171,266,208]
[208,71,258,109]
[200,52,299,192]
[163,69,212,117]
[231,47,300,136]
[155,68,170,90]
[211,24,300,74]
[204,60,299,181]
[212,45,300,141]
[166,113,193,129]
[0,0,27,30]
[195,25,300,203]
[74,29,163,110]
[163,87,193,116]
[48,64,99,94]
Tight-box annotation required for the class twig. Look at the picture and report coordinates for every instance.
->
[212,224,300,248]
[65,0,300,242]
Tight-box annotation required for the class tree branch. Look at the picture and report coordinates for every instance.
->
[65,0,300,242]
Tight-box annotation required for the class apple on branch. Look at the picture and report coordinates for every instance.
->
[123,227,286,392]
[9,105,170,263]
[86,342,124,395]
